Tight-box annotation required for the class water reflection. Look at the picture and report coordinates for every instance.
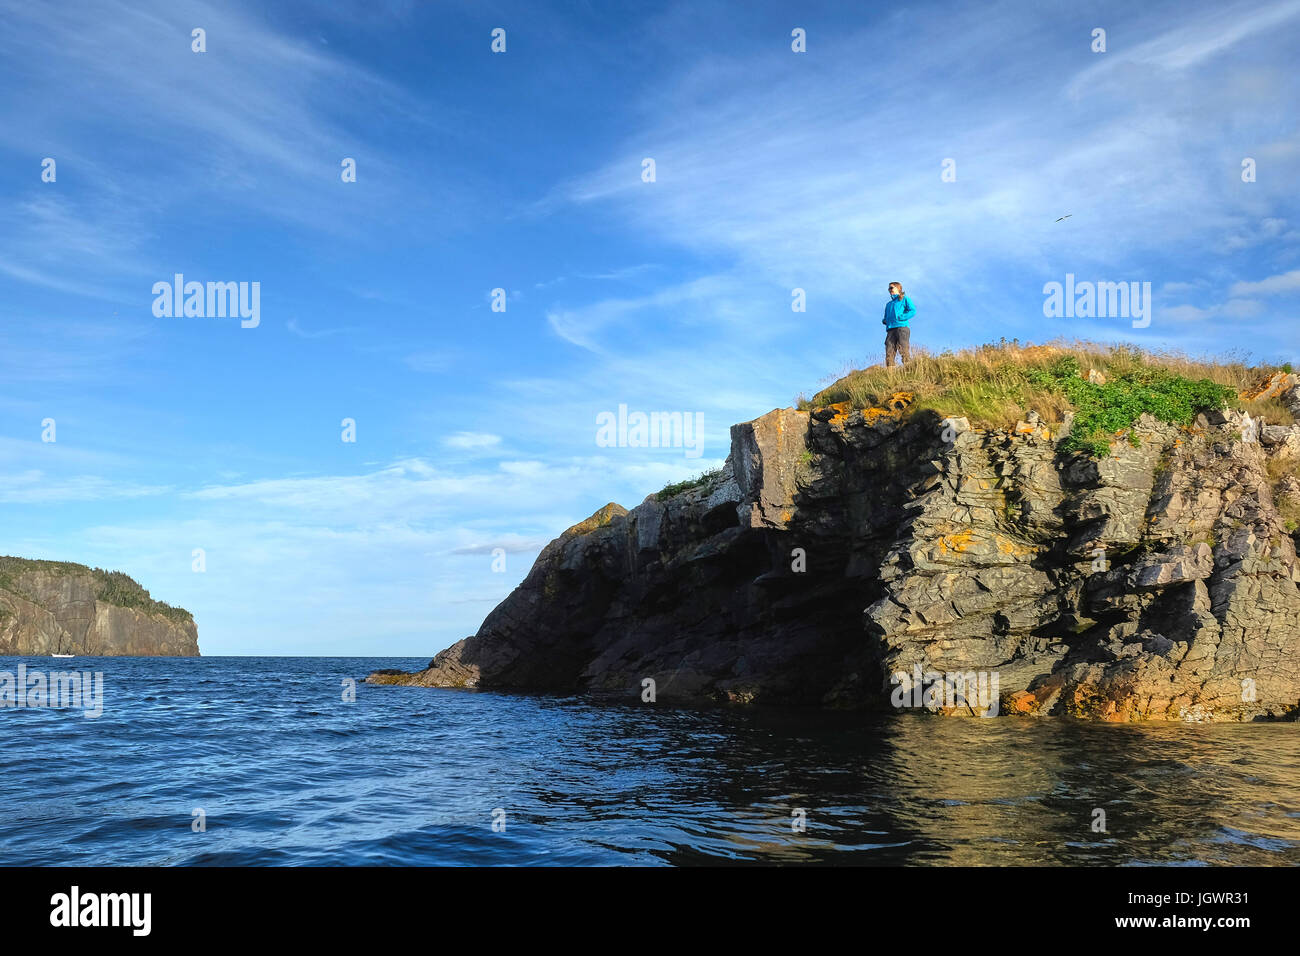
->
[2,657,1296,866]
[622,710,1300,865]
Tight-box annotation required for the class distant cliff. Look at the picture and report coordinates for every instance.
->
[371,343,1300,721]
[0,557,199,656]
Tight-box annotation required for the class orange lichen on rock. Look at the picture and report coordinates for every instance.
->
[1063,682,1140,721]
[1239,371,1298,402]
[859,393,913,425]
[825,401,854,425]
[1007,690,1037,714]
[994,533,1035,557]
[814,391,916,430]
[937,528,975,553]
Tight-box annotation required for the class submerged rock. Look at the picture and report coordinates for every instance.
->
[371,390,1300,721]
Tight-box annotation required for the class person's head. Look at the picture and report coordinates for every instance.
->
[888,282,904,299]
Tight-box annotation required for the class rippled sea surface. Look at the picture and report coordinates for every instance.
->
[2,656,1298,865]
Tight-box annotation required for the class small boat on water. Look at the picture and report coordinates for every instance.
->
[52,653,74,658]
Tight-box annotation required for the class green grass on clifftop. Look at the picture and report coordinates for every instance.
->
[0,556,193,624]
[1023,355,1235,456]
[801,339,1291,456]
[657,467,724,500]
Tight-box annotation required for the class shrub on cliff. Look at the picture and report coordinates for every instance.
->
[804,339,1288,457]
[94,569,193,624]
[1024,355,1236,456]
[657,467,724,500]
[0,556,193,624]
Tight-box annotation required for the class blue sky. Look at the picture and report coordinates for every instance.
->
[2,0,1298,655]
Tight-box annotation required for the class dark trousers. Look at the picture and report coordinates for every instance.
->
[885,326,910,366]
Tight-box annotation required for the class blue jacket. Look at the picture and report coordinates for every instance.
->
[883,294,915,329]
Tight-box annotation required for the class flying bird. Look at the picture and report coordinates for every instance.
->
[1055,214,1072,222]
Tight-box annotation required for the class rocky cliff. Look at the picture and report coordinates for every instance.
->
[0,558,199,656]
[373,361,1300,721]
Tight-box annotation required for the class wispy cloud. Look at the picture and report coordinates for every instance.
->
[545,274,756,351]
[1230,269,1300,296]
[444,432,502,450]
[286,319,357,339]
[451,535,550,555]
[0,471,169,504]
[552,0,1300,343]
[1068,0,1300,93]
[0,0,477,309]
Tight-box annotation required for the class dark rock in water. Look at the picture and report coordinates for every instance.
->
[366,668,411,682]
[369,391,1300,722]
[0,557,199,656]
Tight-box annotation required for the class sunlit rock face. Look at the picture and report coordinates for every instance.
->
[373,392,1300,722]
[0,559,198,656]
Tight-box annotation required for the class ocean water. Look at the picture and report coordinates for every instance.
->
[1,655,1298,866]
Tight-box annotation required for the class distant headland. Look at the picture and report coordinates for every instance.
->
[0,556,198,657]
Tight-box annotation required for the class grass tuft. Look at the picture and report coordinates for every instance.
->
[801,338,1292,456]
[657,468,724,500]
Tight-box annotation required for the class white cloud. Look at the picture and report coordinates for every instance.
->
[451,535,550,555]
[1229,269,1300,296]
[444,431,502,450]
[1221,298,1265,318]
[0,0,478,310]
[1161,304,1213,322]
[1067,0,1300,94]
[0,471,169,504]
[549,3,1299,342]
[545,274,751,352]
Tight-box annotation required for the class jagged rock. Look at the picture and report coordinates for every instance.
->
[1241,371,1299,403]
[1260,424,1300,462]
[732,408,810,529]
[1129,543,1215,588]
[370,397,1300,722]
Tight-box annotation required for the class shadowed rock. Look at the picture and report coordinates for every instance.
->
[371,390,1300,721]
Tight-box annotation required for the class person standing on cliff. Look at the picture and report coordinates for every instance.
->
[882,281,916,366]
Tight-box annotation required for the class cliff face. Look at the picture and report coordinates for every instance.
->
[373,380,1300,721]
[0,559,199,656]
